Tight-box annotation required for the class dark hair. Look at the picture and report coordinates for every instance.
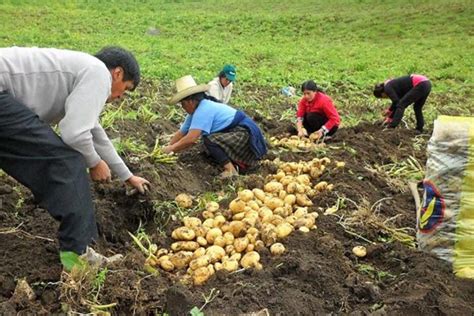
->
[301,80,321,92]
[218,71,226,79]
[373,83,385,98]
[95,46,140,89]
[182,92,221,104]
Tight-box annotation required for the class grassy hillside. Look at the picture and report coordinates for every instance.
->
[1,0,472,126]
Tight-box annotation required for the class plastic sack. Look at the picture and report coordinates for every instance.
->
[417,116,474,278]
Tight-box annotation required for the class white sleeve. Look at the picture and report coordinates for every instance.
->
[91,121,133,181]
[58,66,110,168]
[207,79,222,102]
[224,83,233,104]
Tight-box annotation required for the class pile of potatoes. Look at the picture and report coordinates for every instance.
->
[146,157,337,285]
[270,135,324,151]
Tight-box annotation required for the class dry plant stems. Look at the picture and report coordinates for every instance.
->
[0,223,54,242]
[344,198,416,248]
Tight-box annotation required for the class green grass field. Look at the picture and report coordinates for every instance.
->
[1,0,472,127]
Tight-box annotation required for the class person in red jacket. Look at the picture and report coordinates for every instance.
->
[296,80,341,140]
[373,74,431,132]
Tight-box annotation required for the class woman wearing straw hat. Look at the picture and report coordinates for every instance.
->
[164,75,267,178]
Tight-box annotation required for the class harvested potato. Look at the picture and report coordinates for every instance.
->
[213,215,226,227]
[170,251,193,269]
[222,259,239,272]
[202,210,215,219]
[252,188,267,202]
[214,262,223,271]
[265,197,284,210]
[172,227,196,241]
[264,181,284,193]
[280,176,294,186]
[270,243,286,255]
[203,218,215,228]
[246,244,255,252]
[175,193,193,208]
[254,240,265,251]
[261,224,277,246]
[234,237,250,253]
[246,233,257,244]
[286,182,297,194]
[206,201,220,213]
[270,215,285,226]
[294,207,308,218]
[299,226,310,233]
[321,157,331,165]
[225,245,235,254]
[220,223,230,233]
[278,190,287,200]
[247,227,259,236]
[240,251,261,269]
[207,264,215,276]
[183,217,202,229]
[193,266,212,285]
[294,215,316,229]
[238,189,254,202]
[242,217,258,228]
[230,253,242,261]
[285,215,297,225]
[213,236,227,248]
[327,184,334,191]
[314,181,328,191]
[156,248,168,258]
[194,247,206,259]
[171,241,200,252]
[336,161,346,168]
[296,175,311,186]
[233,212,246,221]
[310,167,322,179]
[205,245,226,263]
[306,189,317,198]
[352,246,367,258]
[284,194,297,206]
[296,194,313,207]
[259,207,274,223]
[206,227,223,244]
[229,199,246,214]
[276,222,293,239]
[223,232,235,245]
[160,259,175,272]
[228,221,246,237]
[274,171,286,181]
[189,255,210,270]
[309,212,319,219]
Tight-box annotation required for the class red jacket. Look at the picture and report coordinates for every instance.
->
[296,92,340,131]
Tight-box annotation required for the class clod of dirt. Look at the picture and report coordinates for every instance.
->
[10,279,36,305]
[0,184,13,195]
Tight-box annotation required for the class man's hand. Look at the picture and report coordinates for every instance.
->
[163,145,174,154]
[90,160,111,182]
[309,130,324,141]
[297,128,308,138]
[126,176,150,194]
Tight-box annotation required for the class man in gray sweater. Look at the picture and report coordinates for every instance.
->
[0,46,150,271]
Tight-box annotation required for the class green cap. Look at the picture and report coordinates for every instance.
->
[222,64,236,82]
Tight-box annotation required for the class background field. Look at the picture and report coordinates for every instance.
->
[1,0,473,127]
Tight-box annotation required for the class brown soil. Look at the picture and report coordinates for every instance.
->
[1,83,473,315]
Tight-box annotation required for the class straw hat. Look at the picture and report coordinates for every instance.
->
[168,75,209,104]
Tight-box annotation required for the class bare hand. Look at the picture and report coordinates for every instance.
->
[90,160,111,182]
[163,145,174,154]
[126,175,150,194]
[297,128,308,138]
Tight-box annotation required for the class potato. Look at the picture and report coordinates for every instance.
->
[220,223,230,233]
[278,190,287,200]
[193,266,212,285]
[270,243,285,255]
[189,255,210,270]
[279,175,294,186]
[222,259,239,272]
[285,215,297,225]
[314,181,328,192]
[336,161,346,168]
[296,184,306,194]
[352,246,367,258]
[327,184,334,191]
[225,245,235,254]
[294,207,308,218]
[234,237,250,253]
[261,224,277,246]
[223,232,235,245]
[252,188,267,202]
[259,207,274,223]
[284,194,297,206]
[229,199,246,214]
[274,171,286,181]
[193,226,208,238]
[254,240,265,251]
[265,197,284,210]
[242,217,258,228]
[275,222,293,239]
[205,245,226,263]
[202,210,215,219]
[172,227,196,241]
[160,259,175,272]
[294,215,315,229]
[247,227,259,236]
[183,217,202,229]
[310,167,322,179]
[203,218,215,228]
[213,215,226,227]
[228,221,246,237]
[245,200,259,211]
[230,253,242,261]
[238,189,254,202]
[213,236,227,248]
[233,212,246,221]
[207,264,215,276]
[206,227,223,244]
[309,212,319,219]
[286,182,298,194]
[246,244,255,252]
[270,215,285,226]
[321,157,331,165]
[240,251,261,269]
[171,241,200,252]
[296,194,313,207]
[156,248,168,258]
[193,247,206,259]
[296,175,311,186]
[306,189,317,198]
[169,251,193,269]
[299,226,310,233]
[246,233,257,244]
[175,193,193,209]
[206,201,220,213]
[264,181,284,194]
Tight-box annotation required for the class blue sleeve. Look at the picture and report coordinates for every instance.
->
[180,115,192,134]
[189,107,213,134]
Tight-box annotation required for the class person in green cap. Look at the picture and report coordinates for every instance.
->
[207,64,236,104]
